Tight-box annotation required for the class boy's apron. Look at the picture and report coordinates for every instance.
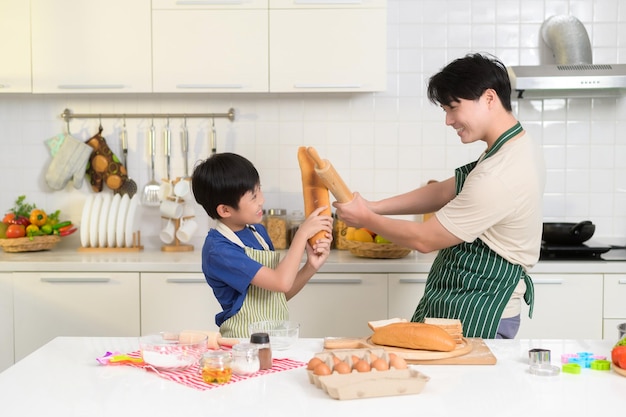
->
[411,122,535,339]
[215,221,289,338]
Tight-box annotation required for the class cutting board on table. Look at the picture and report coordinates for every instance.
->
[323,337,496,365]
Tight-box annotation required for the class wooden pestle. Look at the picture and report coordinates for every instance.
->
[306,147,354,203]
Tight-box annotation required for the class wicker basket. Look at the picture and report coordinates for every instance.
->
[345,240,412,259]
[0,235,61,253]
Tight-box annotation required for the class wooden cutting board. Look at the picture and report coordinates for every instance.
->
[324,337,496,365]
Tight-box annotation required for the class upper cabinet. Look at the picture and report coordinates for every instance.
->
[31,0,152,93]
[152,0,269,93]
[269,0,387,92]
[0,0,31,93]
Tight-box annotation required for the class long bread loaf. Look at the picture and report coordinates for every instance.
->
[297,146,332,247]
[371,322,456,352]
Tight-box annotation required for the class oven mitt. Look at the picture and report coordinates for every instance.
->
[45,133,93,190]
[85,127,128,192]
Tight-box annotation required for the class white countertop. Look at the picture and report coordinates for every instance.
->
[1,237,626,274]
[0,337,624,416]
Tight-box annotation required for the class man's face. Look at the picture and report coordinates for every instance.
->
[441,94,488,144]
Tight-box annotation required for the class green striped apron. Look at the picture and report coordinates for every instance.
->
[411,122,535,339]
[215,221,289,338]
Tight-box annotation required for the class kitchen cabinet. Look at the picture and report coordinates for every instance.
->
[269,1,386,92]
[151,1,269,93]
[288,273,388,338]
[30,0,152,93]
[517,273,603,339]
[140,273,222,334]
[12,272,140,361]
[0,0,31,93]
[603,274,626,340]
[0,273,14,372]
[387,273,427,319]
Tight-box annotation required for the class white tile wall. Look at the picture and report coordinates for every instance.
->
[2,0,626,249]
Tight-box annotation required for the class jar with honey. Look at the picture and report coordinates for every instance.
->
[200,350,232,384]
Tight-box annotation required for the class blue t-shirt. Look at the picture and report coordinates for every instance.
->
[201,224,275,327]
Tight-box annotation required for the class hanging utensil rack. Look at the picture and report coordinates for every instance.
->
[60,107,235,125]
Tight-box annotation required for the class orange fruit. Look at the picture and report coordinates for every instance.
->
[353,228,374,243]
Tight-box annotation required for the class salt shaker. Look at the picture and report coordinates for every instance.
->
[231,343,260,376]
[250,332,272,370]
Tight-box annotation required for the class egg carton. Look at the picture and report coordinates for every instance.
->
[307,348,430,400]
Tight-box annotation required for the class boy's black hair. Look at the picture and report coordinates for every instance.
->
[427,53,513,112]
[192,152,260,219]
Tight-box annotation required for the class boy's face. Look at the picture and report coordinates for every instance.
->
[441,93,489,145]
[232,184,265,225]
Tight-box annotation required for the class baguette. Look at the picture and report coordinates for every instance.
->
[367,317,408,332]
[371,322,456,352]
[298,146,332,248]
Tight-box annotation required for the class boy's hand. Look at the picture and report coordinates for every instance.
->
[305,235,332,269]
[297,206,333,241]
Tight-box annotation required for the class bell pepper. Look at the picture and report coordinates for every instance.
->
[59,227,77,237]
[29,209,47,227]
[52,220,72,231]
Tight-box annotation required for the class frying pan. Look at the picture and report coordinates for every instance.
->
[542,221,595,245]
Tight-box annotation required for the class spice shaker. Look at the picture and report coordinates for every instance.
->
[231,343,260,376]
[200,350,232,384]
[250,332,272,370]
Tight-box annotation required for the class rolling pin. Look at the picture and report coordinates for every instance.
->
[306,147,354,203]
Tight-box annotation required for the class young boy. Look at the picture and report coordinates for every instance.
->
[192,152,333,338]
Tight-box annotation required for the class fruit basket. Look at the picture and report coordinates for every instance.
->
[0,235,61,253]
[344,240,412,259]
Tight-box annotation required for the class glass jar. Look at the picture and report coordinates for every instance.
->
[333,213,349,250]
[231,343,260,376]
[200,350,232,384]
[288,210,305,247]
[266,208,288,249]
[250,332,273,370]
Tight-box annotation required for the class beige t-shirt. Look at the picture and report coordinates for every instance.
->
[436,132,546,318]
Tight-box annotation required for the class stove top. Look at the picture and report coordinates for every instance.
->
[539,242,613,261]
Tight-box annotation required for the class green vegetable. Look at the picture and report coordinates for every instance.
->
[7,195,36,218]
[616,336,626,347]
[52,221,72,230]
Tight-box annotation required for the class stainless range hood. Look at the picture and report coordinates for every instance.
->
[507,15,626,98]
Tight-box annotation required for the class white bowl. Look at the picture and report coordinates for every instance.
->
[248,320,300,350]
[139,332,208,371]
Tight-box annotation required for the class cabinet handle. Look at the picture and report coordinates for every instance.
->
[293,83,362,89]
[166,278,206,284]
[176,0,243,4]
[40,277,111,283]
[308,278,363,284]
[619,279,626,285]
[57,84,126,90]
[294,0,363,4]
[175,84,243,89]
[398,278,427,284]
[0,84,8,88]
[532,278,564,285]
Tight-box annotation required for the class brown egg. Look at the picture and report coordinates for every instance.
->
[352,360,371,373]
[369,352,380,362]
[331,355,341,365]
[388,353,408,370]
[333,361,351,374]
[313,362,332,376]
[307,357,323,371]
[350,354,362,364]
[371,358,390,371]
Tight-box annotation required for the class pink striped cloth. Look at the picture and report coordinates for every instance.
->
[120,350,306,391]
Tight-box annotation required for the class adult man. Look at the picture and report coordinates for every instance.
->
[334,53,546,338]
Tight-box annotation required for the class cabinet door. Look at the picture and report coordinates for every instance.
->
[269,7,386,92]
[388,274,427,320]
[288,273,387,338]
[152,9,269,92]
[0,273,13,372]
[0,0,31,93]
[141,273,222,334]
[13,272,140,361]
[517,274,603,339]
[31,0,151,93]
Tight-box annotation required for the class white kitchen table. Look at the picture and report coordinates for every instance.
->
[0,337,624,417]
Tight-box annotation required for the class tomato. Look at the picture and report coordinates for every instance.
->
[6,224,26,238]
[2,213,15,223]
[612,345,626,369]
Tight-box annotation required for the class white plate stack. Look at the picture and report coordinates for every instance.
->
[79,193,140,248]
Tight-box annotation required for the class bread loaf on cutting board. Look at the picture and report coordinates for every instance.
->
[371,322,456,352]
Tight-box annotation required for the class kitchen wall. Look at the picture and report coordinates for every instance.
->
[2,0,626,250]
